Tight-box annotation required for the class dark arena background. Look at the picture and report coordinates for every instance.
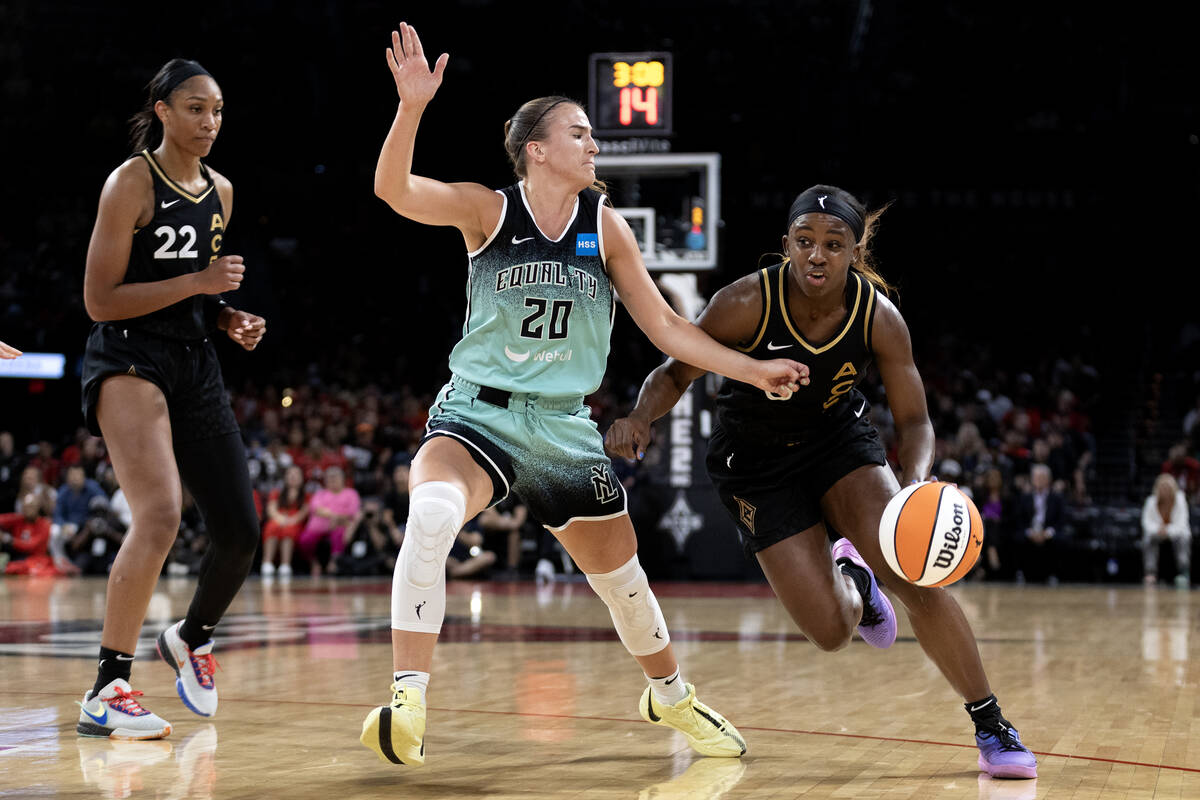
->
[2,3,1199,798]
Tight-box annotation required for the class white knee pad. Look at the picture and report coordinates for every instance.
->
[391,481,466,634]
[586,555,670,656]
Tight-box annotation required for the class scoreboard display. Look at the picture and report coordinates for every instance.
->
[588,52,673,137]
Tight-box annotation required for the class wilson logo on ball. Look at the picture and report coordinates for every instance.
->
[878,482,983,587]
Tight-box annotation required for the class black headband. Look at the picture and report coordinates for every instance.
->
[787,188,864,242]
[163,63,211,97]
[517,99,569,147]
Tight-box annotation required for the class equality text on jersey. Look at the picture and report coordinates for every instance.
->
[495,260,599,300]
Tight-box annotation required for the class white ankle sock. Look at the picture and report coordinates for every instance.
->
[393,670,430,698]
[647,667,687,705]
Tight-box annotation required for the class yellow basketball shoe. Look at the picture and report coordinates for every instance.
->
[639,683,747,757]
[360,684,426,766]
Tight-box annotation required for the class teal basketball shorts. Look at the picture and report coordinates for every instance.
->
[419,375,628,530]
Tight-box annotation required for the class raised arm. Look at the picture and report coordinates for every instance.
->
[374,22,500,247]
[83,159,244,322]
[871,294,935,484]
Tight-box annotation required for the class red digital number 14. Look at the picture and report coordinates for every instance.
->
[618,87,659,126]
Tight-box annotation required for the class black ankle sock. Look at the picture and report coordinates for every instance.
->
[836,558,871,599]
[178,618,214,651]
[93,647,134,697]
[965,694,1012,731]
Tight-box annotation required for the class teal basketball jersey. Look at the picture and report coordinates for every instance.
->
[448,181,614,396]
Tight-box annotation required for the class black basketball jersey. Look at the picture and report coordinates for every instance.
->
[714,263,879,442]
[123,150,227,340]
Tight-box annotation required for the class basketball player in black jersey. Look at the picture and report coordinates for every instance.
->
[75,59,264,740]
[607,185,1037,779]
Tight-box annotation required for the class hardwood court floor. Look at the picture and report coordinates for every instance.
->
[1,574,1197,799]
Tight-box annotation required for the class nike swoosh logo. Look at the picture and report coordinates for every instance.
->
[645,693,661,722]
[116,654,134,661]
[511,235,534,245]
[81,704,108,725]
[201,624,216,630]
[161,199,181,209]
[854,400,867,418]
[664,676,677,685]
[726,454,733,468]
[766,341,793,351]
[969,698,995,713]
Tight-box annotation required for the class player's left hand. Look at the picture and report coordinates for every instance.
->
[227,310,266,351]
[750,358,810,397]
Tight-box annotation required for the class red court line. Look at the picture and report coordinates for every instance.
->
[8,689,1197,774]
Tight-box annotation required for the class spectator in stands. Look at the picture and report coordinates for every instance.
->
[975,468,1011,580]
[335,497,402,576]
[472,497,529,579]
[52,464,108,571]
[1141,473,1191,588]
[297,465,360,575]
[0,431,23,512]
[165,492,210,577]
[1161,442,1200,505]
[344,421,383,496]
[15,464,56,518]
[27,440,61,487]
[66,495,125,575]
[382,461,411,536]
[1013,464,1067,585]
[1183,394,1200,448]
[0,489,54,574]
[261,464,309,578]
[445,527,497,580]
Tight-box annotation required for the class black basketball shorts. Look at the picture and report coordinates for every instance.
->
[80,322,240,445]
[705,392,888,555]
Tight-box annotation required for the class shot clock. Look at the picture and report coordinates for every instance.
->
[588,52,673,137]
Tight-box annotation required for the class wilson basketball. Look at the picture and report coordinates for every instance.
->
[878,482,984,587]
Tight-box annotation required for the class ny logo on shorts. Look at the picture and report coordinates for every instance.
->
[589,465,621,504]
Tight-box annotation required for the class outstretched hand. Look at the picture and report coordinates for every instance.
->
[0,340,21,359]
[386,22,449,107]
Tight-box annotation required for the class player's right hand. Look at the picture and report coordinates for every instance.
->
[605,415,651,462]
[196,255,245,294]
[387,22,449,107]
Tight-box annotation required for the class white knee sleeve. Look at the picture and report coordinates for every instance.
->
[391,482,466,634]
[586,555,670,656]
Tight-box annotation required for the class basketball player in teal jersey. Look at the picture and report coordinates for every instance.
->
[74,59,265,739]
[607,185,1037,779]
[360,23,808,766]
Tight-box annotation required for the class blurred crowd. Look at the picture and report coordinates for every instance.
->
[4,333,1198,589]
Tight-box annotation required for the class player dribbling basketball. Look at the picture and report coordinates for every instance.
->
[606,184,1037,779]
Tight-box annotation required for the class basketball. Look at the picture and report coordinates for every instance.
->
[878,481,984,587]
